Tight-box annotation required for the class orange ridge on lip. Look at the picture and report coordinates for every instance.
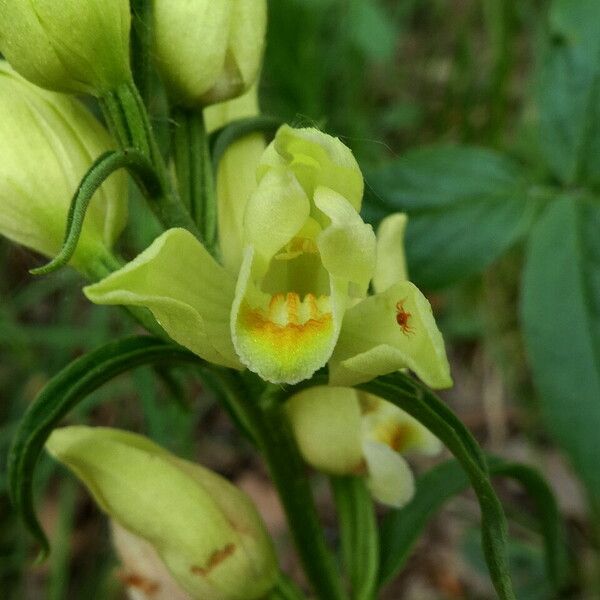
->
[240,293,333,350]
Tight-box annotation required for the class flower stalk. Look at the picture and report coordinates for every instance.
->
[234,380,349,600]
[172,107,218,252]
[99,81,202,238]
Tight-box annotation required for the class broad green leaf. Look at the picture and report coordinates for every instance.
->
[331,476,379,600]
[366,146,535,289]
[359,374,515,599]
[378,458,568,594]
[536,0,600,185]
[522,195,600,499]
[7,336,200,557]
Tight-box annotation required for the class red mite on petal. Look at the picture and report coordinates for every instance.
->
[396,300,414,336]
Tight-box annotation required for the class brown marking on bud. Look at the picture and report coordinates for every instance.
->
[119,571,160,595]
[191,543,236,576]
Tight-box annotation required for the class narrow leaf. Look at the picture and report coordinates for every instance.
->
[359,374,515,599]
[31,149,159,275]
[378,457,568,593]
[8,335,200,557]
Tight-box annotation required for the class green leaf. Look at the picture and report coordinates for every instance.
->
[536,0,600,185]
[7,335,200,558]
[366,146,535,289]
[378,458,568,593]
[331,476,379,600]
[31,149,159,276]
[522,195,600,500]
[489,459,568,589]
[359,374,515,599]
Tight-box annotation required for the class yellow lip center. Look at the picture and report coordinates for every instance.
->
[240,292,333,348]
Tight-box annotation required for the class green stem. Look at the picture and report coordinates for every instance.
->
[255,385,348,600]
[331,477,378,600]
[99,81,201,237]
[130,0,153,105]
[172,108,217,251]
[194,368,260,445]
[209,375,347,600]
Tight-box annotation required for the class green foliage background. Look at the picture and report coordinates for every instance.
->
[2,0,599,597]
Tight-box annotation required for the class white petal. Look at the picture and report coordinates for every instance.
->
[363,440,415,508]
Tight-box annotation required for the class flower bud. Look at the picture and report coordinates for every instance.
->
[0,0,132,96]
[152,0,267,107]
[46,426,278,600]
[0,64,127,270]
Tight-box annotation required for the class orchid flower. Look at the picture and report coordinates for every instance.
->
[84,125,451,387]
[287,387,442,507]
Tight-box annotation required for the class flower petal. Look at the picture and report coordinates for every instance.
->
[112,522,192,600]
[315,186,376,297]
[373,213,408,293]
[361,397,442,456]
[286,386,364,474]
[84,228,241,368]
[330,280,452,389]
[231,247,344,384]
[362,440,415,508]
[243,167,310,275]
[258,125,364,211]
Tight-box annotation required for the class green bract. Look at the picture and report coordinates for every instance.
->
[152,0,267,107]
[0,63,127,270]
[46,426,278,600]
[0,0,132,96]
[84,125,451,387]
[287,387,442,507]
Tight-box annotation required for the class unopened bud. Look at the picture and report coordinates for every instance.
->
[152,0,267,107]
[0,0,132,96]
[46,426,278,600]
[0,64,126,270]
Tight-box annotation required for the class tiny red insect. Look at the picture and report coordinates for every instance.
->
[395,299,414,335]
